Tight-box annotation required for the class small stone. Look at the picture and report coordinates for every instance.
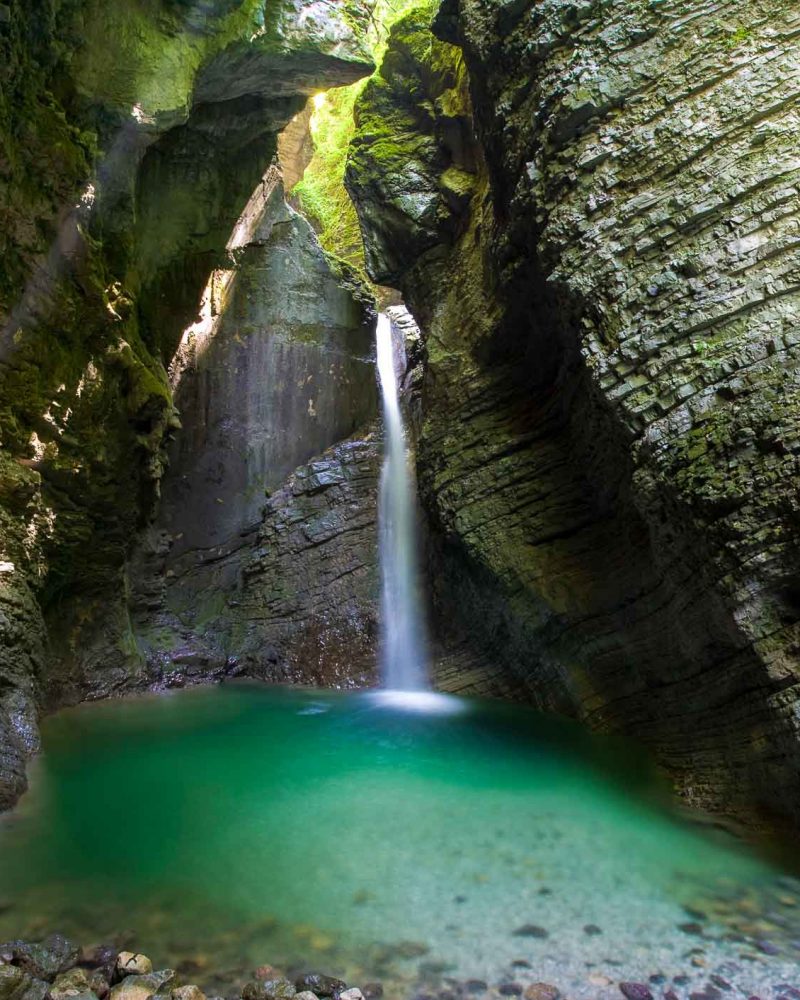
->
[50,969,91,1000]
[292,995,317,1000]
[588,975,612,987]
[110,972,175,1000]
[678,923,705,936]
[619,985,653,1000]
[253,972,280,985]
[511,925,548,939]
[755,939,779,955]
[362,986,382,1000]
[464,983,487,995]
[338,993,362,1000]
[116,958,153,981]
[583,924,602,936]
[664,992,679,1000]
[510,961,530,969]
[172,988,205,1000]
[293,979,343,1000]
[524,986,559,1000]
[86,975,109,1000]
[648,976,665,986]
[690,956,707,968]
[0,5,11,24]
[243,982,295,1000]
[709,977,731,992]
[497,987,521,997]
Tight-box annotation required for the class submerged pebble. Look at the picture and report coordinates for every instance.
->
[619,984,653,1000]
[511,926,548,939]
[522,985,559,1000]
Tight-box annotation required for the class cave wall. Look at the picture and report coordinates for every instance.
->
[0,0,374,805]
[346,0,800,829]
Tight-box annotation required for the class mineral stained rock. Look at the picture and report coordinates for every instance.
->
[347,0,800,829]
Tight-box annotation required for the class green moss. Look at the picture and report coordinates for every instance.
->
[293,84,368,275]
[723,25,751,50]
[74,0,266,121]
[291,0,429,281]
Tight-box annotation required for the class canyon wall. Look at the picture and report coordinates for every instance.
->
[0,0,375,805]
[130,167,380,688]
[347,0,800,829]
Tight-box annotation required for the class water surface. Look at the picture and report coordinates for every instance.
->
[1,685,798,999]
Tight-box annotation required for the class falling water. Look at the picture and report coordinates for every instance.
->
[376,313,427,690]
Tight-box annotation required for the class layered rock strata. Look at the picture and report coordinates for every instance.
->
[347,0,800,829]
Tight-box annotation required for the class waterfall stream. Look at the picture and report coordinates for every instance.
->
[376,313,427,690]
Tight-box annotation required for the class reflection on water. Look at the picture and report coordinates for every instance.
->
[0,683,798,999]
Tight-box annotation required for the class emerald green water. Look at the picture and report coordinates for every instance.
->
[1,684,798,999]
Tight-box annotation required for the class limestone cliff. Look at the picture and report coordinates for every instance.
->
[0,0,374,805]
[129,167,380,688]
[347,0,800,830]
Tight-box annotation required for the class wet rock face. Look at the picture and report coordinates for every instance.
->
[348,1,800,828]
[345,2,476,286]
[131,434,380,689]
[0,0,374,803]
[159,170,376,560]
[124,170,380,689]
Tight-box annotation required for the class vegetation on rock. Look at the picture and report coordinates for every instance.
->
[291,0,426,281]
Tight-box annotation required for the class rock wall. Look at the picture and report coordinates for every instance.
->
[347,0,800,830]
[129,166,380,686]
[0,0,374,805]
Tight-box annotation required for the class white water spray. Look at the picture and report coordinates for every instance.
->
[376,313,427,690]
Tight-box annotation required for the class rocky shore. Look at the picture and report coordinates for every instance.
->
[0,938,382,1000]
[2,919,800,1000]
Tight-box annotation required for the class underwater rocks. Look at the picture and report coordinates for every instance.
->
[346,0,800,830]
[618,986,653,1000]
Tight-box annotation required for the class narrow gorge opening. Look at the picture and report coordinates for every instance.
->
[2,3,800,1000]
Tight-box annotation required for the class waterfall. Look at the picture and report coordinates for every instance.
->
[376,313,427,690]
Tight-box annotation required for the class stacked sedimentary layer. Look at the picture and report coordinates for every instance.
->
[347,0,800,829]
